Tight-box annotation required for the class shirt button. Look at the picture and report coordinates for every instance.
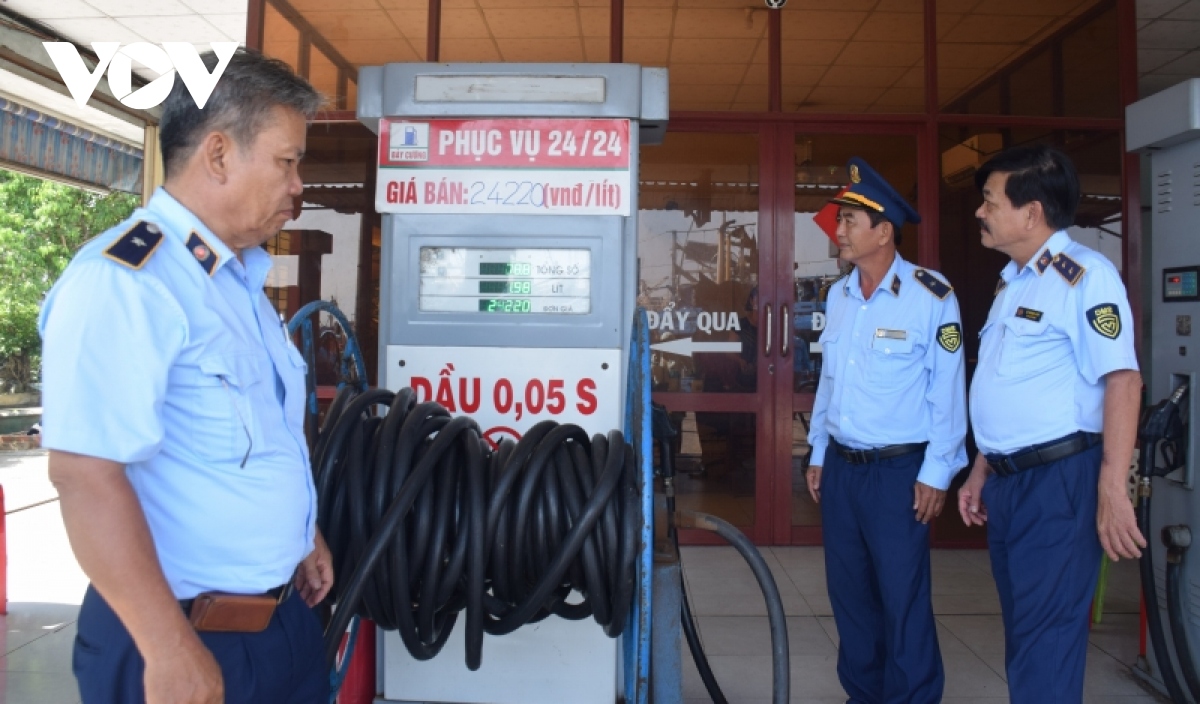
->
[860,305,867,310]
[849,360,855,365]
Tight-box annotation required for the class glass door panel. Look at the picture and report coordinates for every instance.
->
[639,130,767,538]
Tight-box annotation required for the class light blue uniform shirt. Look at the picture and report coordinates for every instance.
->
[808,255,968,490]
[970,230,1139,455]
[39,188,316,599]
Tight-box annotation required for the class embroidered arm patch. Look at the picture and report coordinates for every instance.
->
[1086,303,1121,339]
[914,269,952,300]
[937,322,962,352]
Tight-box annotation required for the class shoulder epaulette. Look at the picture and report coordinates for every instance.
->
[1051,253,1086,286]
[914,269,951,300]
[102,221,164,270]
[186,231,220,276]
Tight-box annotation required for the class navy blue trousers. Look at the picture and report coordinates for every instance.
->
[821,449,943,704]
[74,585,329,704]
[982,444,1102,704]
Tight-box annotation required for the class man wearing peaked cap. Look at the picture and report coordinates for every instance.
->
[958,145,1142,702]
[807,157,967,703]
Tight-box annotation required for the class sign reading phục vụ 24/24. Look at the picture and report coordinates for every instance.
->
[375,118,632,216]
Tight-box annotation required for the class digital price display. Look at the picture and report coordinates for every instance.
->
[419,247,591,314]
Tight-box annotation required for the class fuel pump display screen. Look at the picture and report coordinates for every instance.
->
[419,247,591,314]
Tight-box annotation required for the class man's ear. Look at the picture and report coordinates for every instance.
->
[1025,199,1046,231]
[197,131,235,184]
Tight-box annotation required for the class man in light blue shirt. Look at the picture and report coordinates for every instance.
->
[806,158,967,704]
[41,50,332,704]
[957,145,1144,703]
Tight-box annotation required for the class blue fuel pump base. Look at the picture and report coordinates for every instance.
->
[1138,383,1193,703]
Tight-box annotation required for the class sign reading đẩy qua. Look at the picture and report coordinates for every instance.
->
[375,118,632,216]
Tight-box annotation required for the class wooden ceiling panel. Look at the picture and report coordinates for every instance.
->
[624,8,674,37]
[938,42,1020,68]
[303,11,401,41]
[835,41,922,66]
[855,12,925,41]
[383,10,428,40]
[805,86,881,106]
[673,9,768,38]
[783,0,879,10]
[584,36,609,61]
[671,62,755,84]
[942,14,1054,44]
[872,86,924,107]
[290,0,378,11]
[440,38,502,61]
[579,7,609,35]
[339,38,421,65]
[937,66,988,90]
[495,37,585,61]
[820,65,907,88]
[872,0,924,11]
[781,39,845,65]
[484,8,579,37]
[624,37,671,64]
[671,82,739,103]
[441,9,490,37]
[782,10,869,41]
[376,0,428,10]
[782,65,829,86]
[893,65,924,88]
[734,82,768,104]
[670,38,760,63]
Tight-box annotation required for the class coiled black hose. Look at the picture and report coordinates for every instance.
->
[314,386,641,670]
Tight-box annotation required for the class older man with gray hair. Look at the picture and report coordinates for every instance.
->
[40,49,331,703]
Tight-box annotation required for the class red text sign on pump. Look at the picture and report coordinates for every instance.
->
[376,118,632,216]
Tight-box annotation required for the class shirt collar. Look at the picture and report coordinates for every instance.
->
[1006,230,1070,281]
[846,254,907,301]
[145,187,237,276]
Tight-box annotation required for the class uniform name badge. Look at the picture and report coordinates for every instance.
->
[872,328,912,354]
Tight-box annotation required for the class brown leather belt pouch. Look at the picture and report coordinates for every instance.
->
[188,593,277,633]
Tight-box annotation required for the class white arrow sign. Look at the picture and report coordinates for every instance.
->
[650,337,742,357]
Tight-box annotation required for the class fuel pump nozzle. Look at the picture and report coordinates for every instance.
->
[1139,382,1190,480]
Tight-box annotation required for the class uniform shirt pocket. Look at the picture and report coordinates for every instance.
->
[181,353,267,465]
[998,317,1058,379]
[867,330,923,389]
[818,331,840,379]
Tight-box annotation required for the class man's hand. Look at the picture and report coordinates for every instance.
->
[143,636,224,704]
[913,482,946,524]
[1096,368,1147,561]
[958,454,990,526]
[295,529,334,606]
[1097,481,1145,561]
[806,465,822,503]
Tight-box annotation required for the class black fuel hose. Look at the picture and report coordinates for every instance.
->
[313,385,641,670]
[1164,525,1200,702]
[677,510,790,704]
[1138,439,1189,703]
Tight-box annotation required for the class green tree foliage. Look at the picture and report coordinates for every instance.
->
[0,171,140,393]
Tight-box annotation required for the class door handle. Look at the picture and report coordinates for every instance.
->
[780,304,790,358]
[763,304,773,357]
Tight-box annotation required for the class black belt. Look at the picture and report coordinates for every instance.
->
[985,431,1102,478]
[179,582,292,615]
[831,438,928,465]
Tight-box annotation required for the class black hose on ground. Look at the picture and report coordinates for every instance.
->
[1164,525,1200,702]
[1137,450,1189,703]
[652,401,789,704]
[314,385,640,670]
[677,510,790,704]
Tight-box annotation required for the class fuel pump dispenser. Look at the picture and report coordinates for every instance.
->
[1127,78,1200,701]
[354,63,666,704]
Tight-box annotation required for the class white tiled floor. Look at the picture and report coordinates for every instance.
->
[0,449,1169,703]
[679,544,1165,704]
